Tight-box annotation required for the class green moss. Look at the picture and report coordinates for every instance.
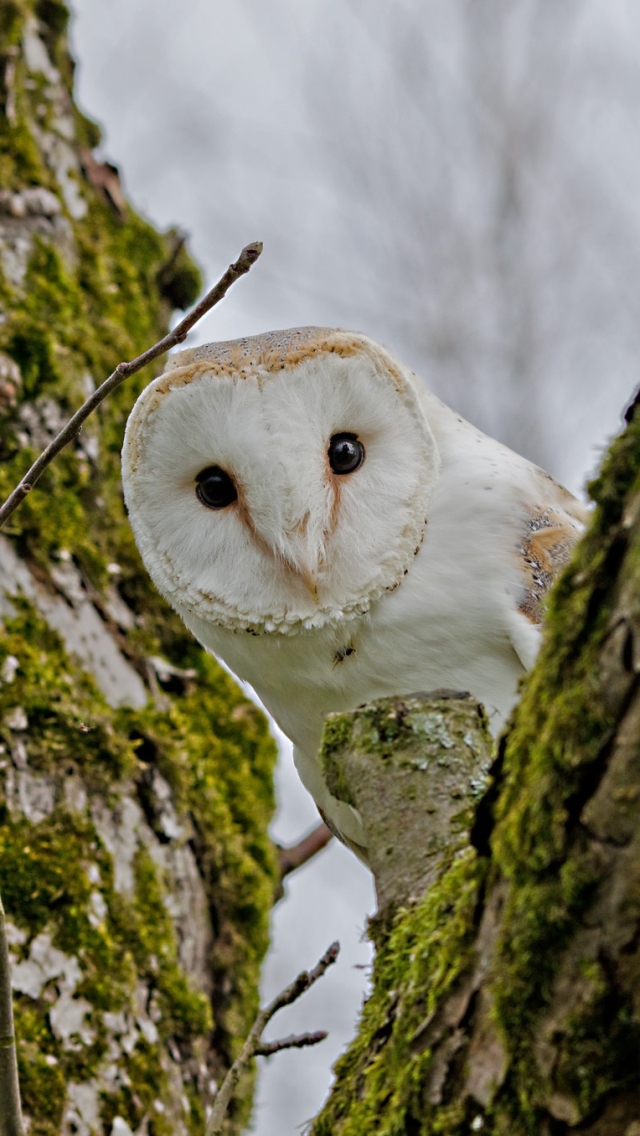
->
[313,851,485,1135]
[476,412,640,1127]
[4,240,84,398]
[0,784,214,1125]
[126,847,211,1038]
[17,1041,67,1136]
[0,115,47,187]
[35,0,69,46]
[0,0,26,46]
[551,958,637,1117]
[118,650,278,1059]
[0,163,201,592]
[0,0,57,186]
[0,601,137,787]
[322,713,357,807]
[157,230,203,310]
[0,600,276,1133]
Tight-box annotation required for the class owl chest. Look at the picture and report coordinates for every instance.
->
[208,618,382,752]
[196,565,511,760]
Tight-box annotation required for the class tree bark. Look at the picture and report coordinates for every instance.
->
[0,5,277,1134]
[322,691,493,914]
[313,399,640,1133]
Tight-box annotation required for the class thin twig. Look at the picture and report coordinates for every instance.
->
[0,241,263,530]
[0,892,24,1136]
[255,1030,328,1057]
[205,941,339,1136]
[278,822,333,880]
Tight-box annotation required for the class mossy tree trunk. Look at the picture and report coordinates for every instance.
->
[0,5,277,1134]
[312,397,640,1132]
[5,5,640,1136]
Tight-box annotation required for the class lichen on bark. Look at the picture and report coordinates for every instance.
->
[322,692,493,913]
[0,4,277,1134]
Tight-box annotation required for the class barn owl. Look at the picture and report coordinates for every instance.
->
[122,328,587,856]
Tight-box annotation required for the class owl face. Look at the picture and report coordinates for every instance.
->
[122,328,439,634]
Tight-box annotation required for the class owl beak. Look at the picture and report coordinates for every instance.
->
[298,565,319,603]
[278,536,320,603]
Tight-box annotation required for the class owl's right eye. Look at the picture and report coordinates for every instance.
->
[195,466,238,509]
[328,433,365,475]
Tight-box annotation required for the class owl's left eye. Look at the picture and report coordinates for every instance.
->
[195,466,238,509]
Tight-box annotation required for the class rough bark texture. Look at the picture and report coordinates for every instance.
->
[0,5,277,1134]
[313,402,640,1133]
[322,692,493,914]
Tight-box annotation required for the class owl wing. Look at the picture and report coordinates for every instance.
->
[508,473,589,671]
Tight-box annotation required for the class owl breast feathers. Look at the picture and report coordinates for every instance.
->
[122,327,587,857]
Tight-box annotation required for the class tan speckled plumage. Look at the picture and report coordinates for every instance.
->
[518,502,587,623]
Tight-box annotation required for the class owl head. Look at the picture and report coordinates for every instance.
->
[122,328,439,635]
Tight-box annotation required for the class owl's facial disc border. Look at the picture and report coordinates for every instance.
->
[122,328,439,636]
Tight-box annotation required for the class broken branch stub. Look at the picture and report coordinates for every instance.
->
[320,691,493,913]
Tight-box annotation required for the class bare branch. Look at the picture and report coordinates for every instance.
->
[263,939,340,1018]
[277,821,333,880]
[255,1030,328,1058]
[205,941,339,1136]
[0,241,263,531]
[0,893,24,1136]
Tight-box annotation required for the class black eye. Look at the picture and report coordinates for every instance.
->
[195,465,237,509]
[328,433,365,475]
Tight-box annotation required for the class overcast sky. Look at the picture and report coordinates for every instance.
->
[70,2,640,1130]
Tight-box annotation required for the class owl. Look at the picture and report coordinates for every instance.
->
[122,328,587,857]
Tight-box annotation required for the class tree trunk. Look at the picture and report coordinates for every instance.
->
[313,399,640,1133]
[0,5,277,1134]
